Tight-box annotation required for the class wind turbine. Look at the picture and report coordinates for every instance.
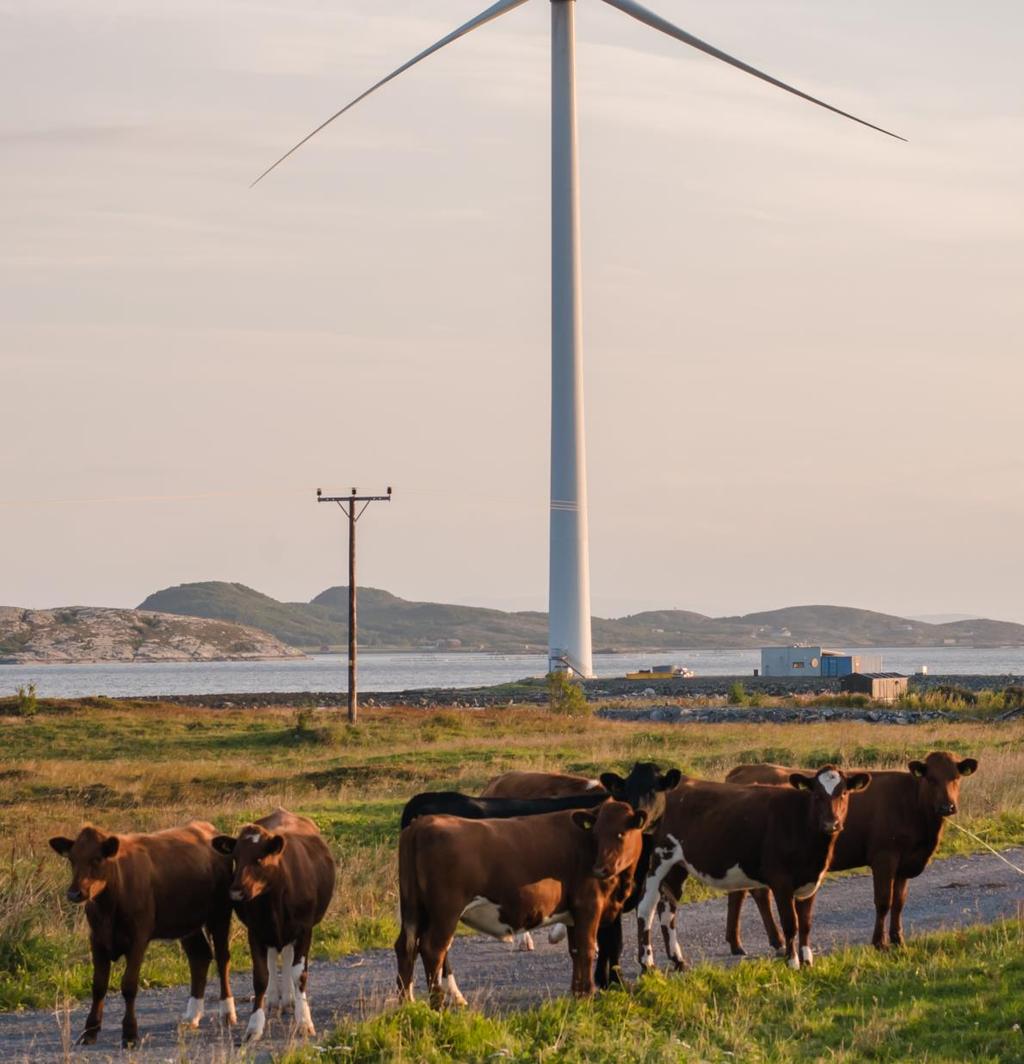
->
[254,0,902,679]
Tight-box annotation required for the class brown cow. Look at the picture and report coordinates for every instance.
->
[637,767,870,970]
[48,821,235,1048]
[724,751,978,953]
[481,769,604,798]
[212,809,335,1043]
[396,801,647,1005]
[478,762,682,963]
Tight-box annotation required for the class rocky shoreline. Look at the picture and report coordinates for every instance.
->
[133,672,1022,714]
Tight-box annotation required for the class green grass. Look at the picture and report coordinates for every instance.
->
[284,922,1024,1064]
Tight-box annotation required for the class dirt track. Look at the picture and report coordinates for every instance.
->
[2,847,1021,1063]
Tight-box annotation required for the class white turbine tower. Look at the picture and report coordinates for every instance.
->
[254,0,902,679]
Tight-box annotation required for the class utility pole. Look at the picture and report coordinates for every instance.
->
[317,486,392,724]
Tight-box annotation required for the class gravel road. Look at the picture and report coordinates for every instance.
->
[2,848,1020,1063]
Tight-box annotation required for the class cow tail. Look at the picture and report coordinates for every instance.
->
[397,825,422,957]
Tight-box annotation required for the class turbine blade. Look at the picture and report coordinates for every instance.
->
[600,0,905,141]
[252,0,530,186]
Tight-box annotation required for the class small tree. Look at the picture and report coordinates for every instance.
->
[727,681,747,706]
[547,670,591,718]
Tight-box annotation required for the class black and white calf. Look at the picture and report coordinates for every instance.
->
[636,767,870,971]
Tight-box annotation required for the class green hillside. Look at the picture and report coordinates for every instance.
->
[138,583,1024,652]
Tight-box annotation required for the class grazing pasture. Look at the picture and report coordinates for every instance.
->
[0,697,1021,1055]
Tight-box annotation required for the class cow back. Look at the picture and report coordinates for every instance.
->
[480,771,601,799]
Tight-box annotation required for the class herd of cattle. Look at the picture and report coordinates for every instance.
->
[48,750,977,1048]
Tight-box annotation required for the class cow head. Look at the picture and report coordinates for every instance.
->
[789,766,871,836]
[212,826,284,902]
[48,826,121,904]
[599,762,682,832]
[572,800,647,880]
[908,751,978,817]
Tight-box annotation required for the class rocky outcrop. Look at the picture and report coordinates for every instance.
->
[0,607,306,664]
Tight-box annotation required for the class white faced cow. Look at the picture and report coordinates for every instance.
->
[637,766,870,971]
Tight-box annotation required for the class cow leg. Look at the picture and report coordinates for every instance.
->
[515,931,535,952]
[658,892,687,972]
[568,910,599,997]
[726,889,747,956]
[420,925,457,1010]
[288,929,315,1037]
[119,939,147,1048]
[795,896,816,967]
[636,836,685,973]
[753,888,784,951]
[279,944,295,1012]
[207,913,236,1025]
[244,934,269,1043]
[594,917,623,990]
[871,857,897,949]
[773,888,800,970]
[179,930,212,1028]
[394,919,418,1003]
[78,943,110,1044]
[265,946,282,1012]
[889,876,910,947]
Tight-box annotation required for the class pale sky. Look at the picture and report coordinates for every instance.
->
[2,0,1022,621]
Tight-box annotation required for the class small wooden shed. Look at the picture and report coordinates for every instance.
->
[840,672,909,704]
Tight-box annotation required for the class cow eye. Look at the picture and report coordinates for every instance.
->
[617,833,623,840]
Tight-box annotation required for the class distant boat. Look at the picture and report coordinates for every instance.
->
[625,664,695,681]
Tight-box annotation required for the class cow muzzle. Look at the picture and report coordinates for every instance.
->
[592,865,613,879]
[823,820,841,835]
[939,802,957,817]
[229,888,245,902]
[67,887,86,904]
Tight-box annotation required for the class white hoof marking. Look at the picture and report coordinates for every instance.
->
[219,997,237,1025]
[181,996,204,1027]
[800,945,814,966]
[244,1008,266,1043]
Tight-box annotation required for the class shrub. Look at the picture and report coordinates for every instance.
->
[547,671,591,718]
[14,683,37,718]
[727,681,747,705]
[934,684,978,706]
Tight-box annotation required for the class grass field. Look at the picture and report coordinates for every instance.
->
[284,921,1024,1063]
[1,698,1022,1019]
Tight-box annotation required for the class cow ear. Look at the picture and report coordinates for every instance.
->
[212,835,237,857]
[630,810,649,831]
[49,836,73,857]
[789,774,814,791]
[957,758,978,777]
[572,811,597,832]
[846,773,871,793]
[908,761,927,778]
[599,773,625,798]
[658,769,682,791]
[100,836,119,859]
[265,834,285,856]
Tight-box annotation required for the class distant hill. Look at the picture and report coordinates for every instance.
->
[137,583,1024,652]
[0,606,305,664]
